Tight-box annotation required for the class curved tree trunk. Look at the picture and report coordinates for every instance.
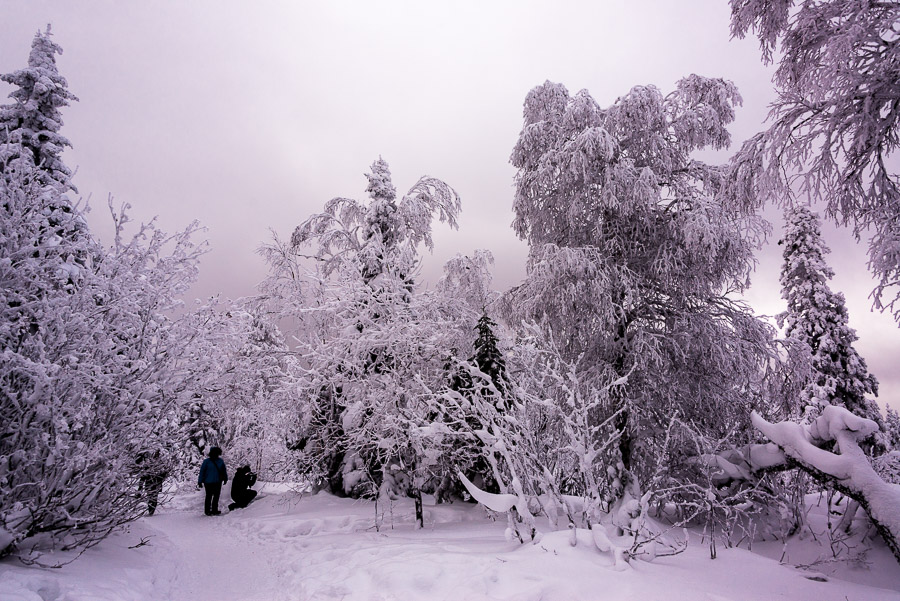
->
[751,409,900,564]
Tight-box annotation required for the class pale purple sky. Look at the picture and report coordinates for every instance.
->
[2,0,898,408]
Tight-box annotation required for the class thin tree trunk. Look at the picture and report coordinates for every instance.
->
[413,488,424,529]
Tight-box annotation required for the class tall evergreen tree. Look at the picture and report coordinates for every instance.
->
[440,310,511,497]
[264,158,460,501]
[471,312,509,401]
[0,25,78,192]
[778,206,882,436]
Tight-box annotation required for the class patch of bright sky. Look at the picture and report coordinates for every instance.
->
[1,0,896,408]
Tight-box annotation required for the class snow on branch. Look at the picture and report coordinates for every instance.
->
[457,471,518,513]
[751,406,900,563]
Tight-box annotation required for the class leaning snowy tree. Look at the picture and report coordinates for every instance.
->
[779,205,884,440]
[728,0,900,321]
[502,77,791,539]
[707,407,900,564]
[261,158,462,516]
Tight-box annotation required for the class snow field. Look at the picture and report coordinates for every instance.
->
[1,484,899,601]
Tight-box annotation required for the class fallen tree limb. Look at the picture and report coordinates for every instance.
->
[749,407,900,564]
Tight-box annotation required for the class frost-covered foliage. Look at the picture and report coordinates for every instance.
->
[262,159,467,517]
[0,32,204,555]
[0,153,204,561]
[728,0,900,321]
[778,206,883,442]
[445,329,740,562]
[0,26,78,193]
[446,329,628,545]
[506,77,784,519]
[752,406,900,563]
[454,326,803,560]
[886,407,900,450]
[177,302,297,480]
[287,157,459,285]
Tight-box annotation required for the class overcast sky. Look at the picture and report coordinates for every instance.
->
[2,0,898,408]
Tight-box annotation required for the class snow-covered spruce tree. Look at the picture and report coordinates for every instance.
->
[0,26,88,279]
[0,26,78,193]
[469,312,510,402]
[505,78,783,530]
[0,152,203,561]
[261,159,461,517]
[430,252,510,500]
[727,0,900,321]
[778,206,883,441]
[886,407,900,451]
[438,310,511,498]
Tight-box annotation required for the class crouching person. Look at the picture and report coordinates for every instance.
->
[228,465,258,510]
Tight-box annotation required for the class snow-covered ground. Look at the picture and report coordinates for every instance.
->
[1,484,899,601]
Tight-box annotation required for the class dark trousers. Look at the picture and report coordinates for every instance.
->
[141,475,164,516]
[229,488,257,510]
[204,482,222,515]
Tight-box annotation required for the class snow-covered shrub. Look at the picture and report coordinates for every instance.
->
[176,301,297,481]
[0,158,203,560]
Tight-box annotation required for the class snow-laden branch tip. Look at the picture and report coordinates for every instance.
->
[457,471,518,513]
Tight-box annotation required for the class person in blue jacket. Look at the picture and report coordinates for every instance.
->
[197,446,228,516]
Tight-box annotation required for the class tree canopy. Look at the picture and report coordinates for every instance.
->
[728,0,900,321]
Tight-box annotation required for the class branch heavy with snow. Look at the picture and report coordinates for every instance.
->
[751,406,900,562]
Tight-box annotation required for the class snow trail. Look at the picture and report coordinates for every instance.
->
[3,486,900,601]
[145,488,295,601]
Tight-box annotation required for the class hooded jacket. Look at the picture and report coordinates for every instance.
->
[198,457,228,485]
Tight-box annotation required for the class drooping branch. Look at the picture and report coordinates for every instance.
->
[749,407,900,563]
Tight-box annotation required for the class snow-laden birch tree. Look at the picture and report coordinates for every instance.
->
[727,0,900,321]
[505,77,784,519]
